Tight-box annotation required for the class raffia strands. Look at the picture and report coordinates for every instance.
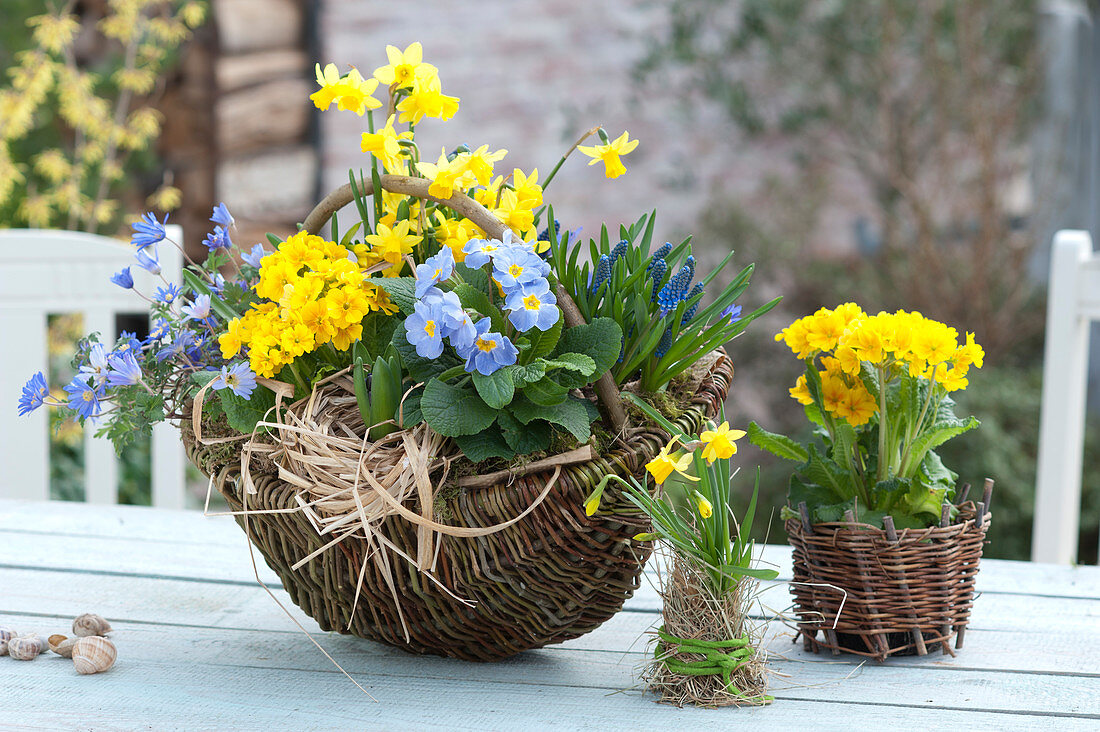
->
[785,507,990,661]
[642,553,771,708]
[183,353,734,661]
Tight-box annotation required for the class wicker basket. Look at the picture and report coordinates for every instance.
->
[785,503,990,661]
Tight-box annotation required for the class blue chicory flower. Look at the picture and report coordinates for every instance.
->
[63,377,103,420]
[130,212,168,250]
[134,247,161,275]
[493,246,549,291]
[110,267,134,289]
[203,225,232,251]
[414,247,455,298]
[720,303,743,323]
[105,350,143,387]
[241,243,266,268]
[504,278,559,332]
[462,318,518,376]
[17,371,49,416]
[404,299,445,358]
[154,283,182,304]
[210,361,257,399]
[181,294,212,321]
[210,202,234,229]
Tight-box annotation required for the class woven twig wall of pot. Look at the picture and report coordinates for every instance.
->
[185,355,732,661]
[785,506,990,661]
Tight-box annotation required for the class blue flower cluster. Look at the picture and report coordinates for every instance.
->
[590,238,632,295]
[404,231,560,376]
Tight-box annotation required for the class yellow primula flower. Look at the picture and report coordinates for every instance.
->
[775,320,814,359]
[645,438,699,486]
[789,374,813,406]
[805,307,848,352]
[698,421,746,464]
[577,130,638,179]
[365,219,420,266]
[360,114,413,172]
[373,42,437,88]
[834,384,878,426]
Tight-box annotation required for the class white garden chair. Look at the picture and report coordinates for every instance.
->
[0,226,186,508]
[1033,229,1100,564]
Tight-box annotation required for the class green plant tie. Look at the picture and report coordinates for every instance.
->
[655,628,774,701]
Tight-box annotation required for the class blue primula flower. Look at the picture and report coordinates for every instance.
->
[462,237,504,269]
[181,294,212,321]
[425,289,476,350]
[110,267,134,289]
[154,283,182,304]
[405,299,445,358]
[106,350,143,387]
[203,225,232,251]
[492,246,549,291]
[463,318,518,376]
[17,372,49,416]
[134,247,161,275]
[210,361,257,399]
[63,377,103,420]
[210,202,235,229]
[504,278,559,332]
[131,212,168,250]
[242,243,266,268]
[414,247,454,298]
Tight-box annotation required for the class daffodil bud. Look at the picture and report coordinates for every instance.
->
[632,532,658,542]
[693,490,714,519]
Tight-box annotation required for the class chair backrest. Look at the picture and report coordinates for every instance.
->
[0,227,185,508]
[1033,229,1100,564]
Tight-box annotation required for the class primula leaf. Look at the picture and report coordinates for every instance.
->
[472,368,515,410]
[219,383,277,435]
[374,278,417,315]
[359,312,398,361]
[498,412,552,454]
[553,317,622,379]
[908,415,980,470]
[507,362,546,387]
[392,327,461,381]
[455,425,514,462]
[454,262,490,294]
[542,352,597,376]
[454,283,505,333]
[420,379,496,437]
[521,376,569,406]
[511,395,593,442]
[799,444,855,503]
[527,312,563,359]
[747,422,808,462]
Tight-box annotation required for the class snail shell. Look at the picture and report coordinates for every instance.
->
[9,634,42,661]
[72,613,112,637]
[72,636,116,675]
[0,627,13,655]
[49,634,78,658]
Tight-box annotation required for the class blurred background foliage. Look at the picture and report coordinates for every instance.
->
[638,0,1100,562]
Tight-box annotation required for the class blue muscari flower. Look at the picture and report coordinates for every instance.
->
[242,243,266,268]
[414,247,454,298]
[63,377,103,420]
[657,258,695,311]
[154,283,182,304]
[536,219,561,242]
[203,225,232,251]
[106,350,143,388]
[131,212,168,250]
[655,327,673,359]
[648,258,667,302]
[493,246,549,291]
[134,247,161,275]
[181,294,212,321]
[210,202,234,229]
[211,361,257,399]
[720,303,743,323]
[17,371,49,416]
[610,238,628,263]
[110,266,134,289]
[404,298,445,358]
[78,343,110,387]
[591,254,612,295]
[651,242,672,262]
[682,254,696,280]
[682,282,705,322]
[504,278,559,332]
[462,318,518,376]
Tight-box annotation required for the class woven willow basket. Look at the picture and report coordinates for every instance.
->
[785,504,990,661]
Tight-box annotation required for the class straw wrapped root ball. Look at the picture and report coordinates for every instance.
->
[643,557,771,708]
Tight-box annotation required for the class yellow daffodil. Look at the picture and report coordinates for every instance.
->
[692,490,714,519]
[395,69,459,124]
[645,438,698,485]
[577,130,638,179]
[360,115,413,172]
[373,42,437,88]
[310,63,381,116]
[698,421,746,464]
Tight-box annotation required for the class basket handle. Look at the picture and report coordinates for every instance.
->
[302,178,628,433]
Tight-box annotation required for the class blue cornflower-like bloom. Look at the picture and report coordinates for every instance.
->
[110,266,134,289]
[648,258,668,302]
[154,283,182,304]
[462,318,518,376]
[504,278,559,332]
[414,247,455,298]
[241,243,266,268]
[203,225,232,251]
[106,350,143,388]
[210,361,257,399]
[462,237,503,269]
[114,331,144,356]
[134,247,161,275]
[131,212,168,250]
[720,303,743,323]
[156,330,195,362]
[17,371,49,416]
[78,343,110,387]
[185,333,208,363]
[210,202,235,229]
[404,298,445,358]
[146,319,171,344]
[181,294,212,321]
[682,282,705,322]
[492,246,549,291]
[591,254,612,295]
[610,238,628,263]
[63,377,103,420]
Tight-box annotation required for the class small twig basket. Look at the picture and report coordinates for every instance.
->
[785,503,990,661]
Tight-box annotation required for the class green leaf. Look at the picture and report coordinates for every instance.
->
[498,412,552,454]
[553,317,622,378]
[907,416,980,470]
[454,283,505,333]
[507,362,546,387]
[455,426,514,462]
[472,368,515,409]
[542,352,597,376]
[511,395,593,442]
[747,422,808,462]
[358,311,398,361]
[219,384,277,435]
[800,444,855,503]
[454,262,490,294]
[420,379,496,437]
[400,386,423,427]
[527,312,563,359]
[182,270,237,322]
[521,376,569,406]
[392,327,461,381]
[374,278,417,315]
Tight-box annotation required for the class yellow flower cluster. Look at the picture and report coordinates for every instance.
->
[219,232,398,378]
[779,303,986,425]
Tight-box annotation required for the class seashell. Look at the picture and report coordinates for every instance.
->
[49,634,78,658]
[0,627,13,655]
[72,613,112,638]
[8,634,42,661]
[0,639,6,657]
[72,636,116,675]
